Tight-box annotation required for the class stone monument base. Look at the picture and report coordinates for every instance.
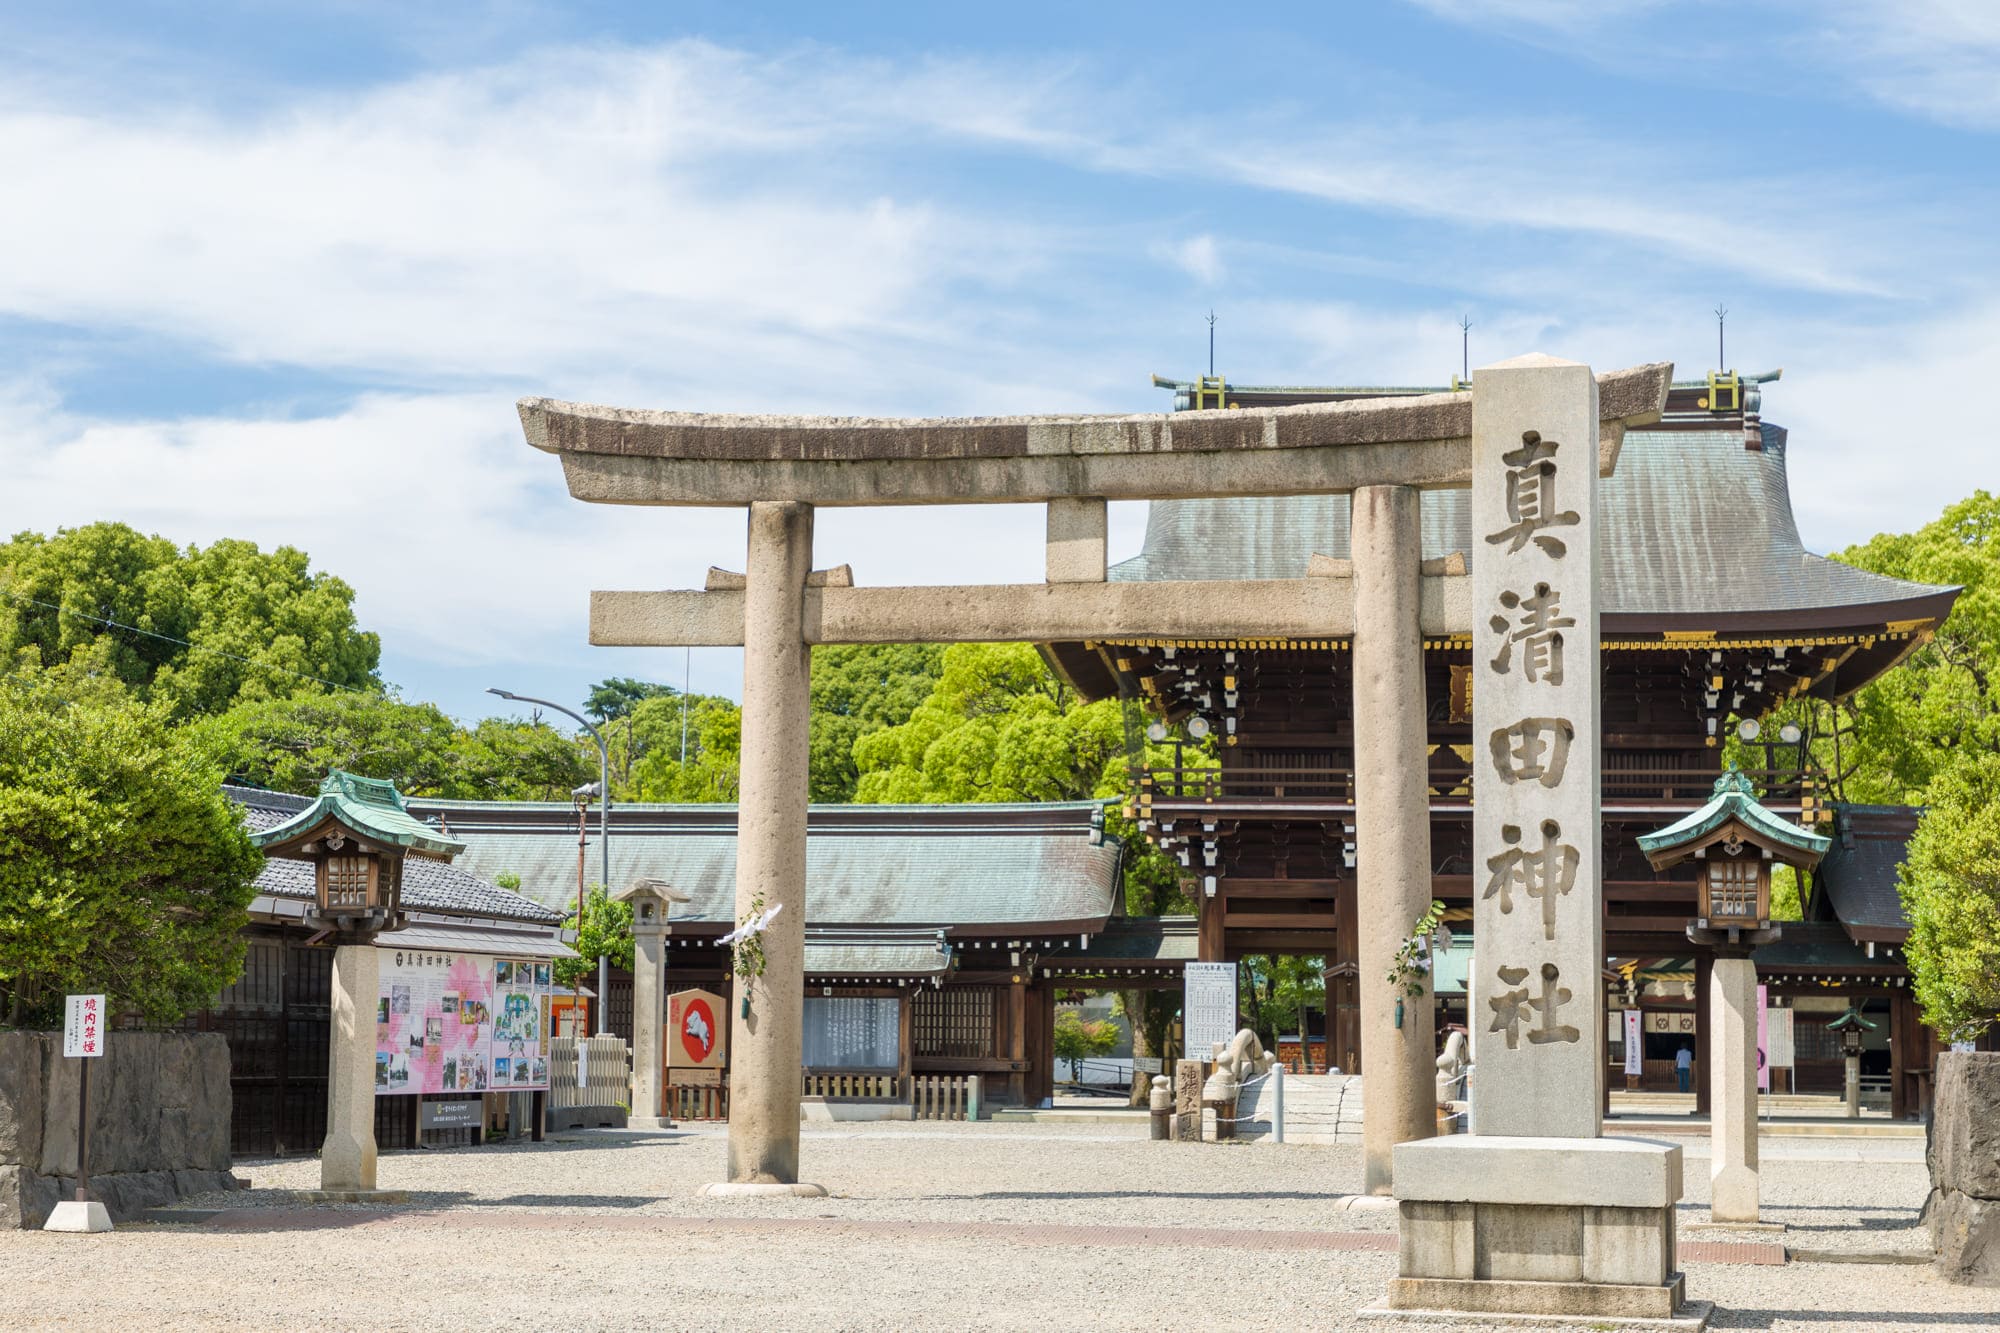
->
[1378,1135,1699,1327]
[700,1181,828,1198]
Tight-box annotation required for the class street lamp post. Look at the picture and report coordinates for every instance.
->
[488,687,612,1035]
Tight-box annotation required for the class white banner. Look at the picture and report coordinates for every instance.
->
[1767,1007,1795,1069]
[1622,1009,1643,1076]
[1183,962,1238,1061]
[63,994,106,1059]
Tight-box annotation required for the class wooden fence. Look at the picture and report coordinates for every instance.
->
[909,1074,975,1121]
[802,1072,901,1100]
[659,1072,980,1122]
[669,1081,729,1121]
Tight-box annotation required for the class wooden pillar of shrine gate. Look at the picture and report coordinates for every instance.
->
[1352,484,1436,1195]
[708,501,824,1197]
[1380,356,1692,1323]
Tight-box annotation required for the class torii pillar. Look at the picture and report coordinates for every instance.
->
[1352,484,1437,1195]
[704,501,825,1196]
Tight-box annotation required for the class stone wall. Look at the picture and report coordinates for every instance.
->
[1929,1052,2000,1286]
[0,1030,240,1228]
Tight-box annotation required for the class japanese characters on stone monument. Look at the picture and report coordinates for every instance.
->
[1470,354,1605,1139]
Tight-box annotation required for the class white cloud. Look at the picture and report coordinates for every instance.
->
[1792,1,2000,131]
[1159,234,1224,286]
[1,33,1992,716]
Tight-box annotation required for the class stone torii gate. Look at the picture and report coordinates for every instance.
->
[520,358,1672,1198]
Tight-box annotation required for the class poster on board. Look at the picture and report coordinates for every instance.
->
[374,948,554,1096]
[1183,962,1238,1061]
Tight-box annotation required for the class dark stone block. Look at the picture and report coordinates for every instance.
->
[1931,1188,2000,1287]
[0,1032,48,1167]
[1931,1053,2000,1200]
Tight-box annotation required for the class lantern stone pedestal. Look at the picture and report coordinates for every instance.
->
[616,879,687,1131]
[1367,1136,1707,1328]
[323,942,381,1193]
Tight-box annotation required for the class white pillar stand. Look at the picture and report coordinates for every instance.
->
[42,1201,113,1233]
[322,942,380,1193]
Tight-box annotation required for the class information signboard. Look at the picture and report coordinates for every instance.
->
[1767,1006,1794,1070]
[1183,962,1238,1061]
[63,994,106,1059]
[374,948,554,1096]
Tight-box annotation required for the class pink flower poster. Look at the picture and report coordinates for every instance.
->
[375,947,552,1096]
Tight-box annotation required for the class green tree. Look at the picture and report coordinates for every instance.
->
[1820,491,2000,804]
[809,644,943,802]
[0,522,379,718]
[193,691,592,799]
[0,664,263,1026]
[628,693,743,801]
[554,885,636,990]
[1897,757,2000,1041]
[1052,1009,1119,1081]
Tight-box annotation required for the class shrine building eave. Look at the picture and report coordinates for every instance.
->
[517,362,1671,507]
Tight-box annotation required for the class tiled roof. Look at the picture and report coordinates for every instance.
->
[408,799,1125,931]
[1814,805,1921,942]
[1111,427,1952,626]
[227,787,563,925]
[803,929,952,977]
[1637,767,1831,866]
[1753,920,1904,970]
[249,770,465,860]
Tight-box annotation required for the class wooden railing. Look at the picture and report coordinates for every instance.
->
[802,1071,900,1100]
[909,1074,974,1121]
[1136,764,1815,811]
[669,1081,728,1121]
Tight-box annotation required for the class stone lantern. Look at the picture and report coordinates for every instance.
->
[1637,765,1829,1225]
[1827,1004,1877,1119]
[615,877,691,1129]
[250,770,464,1192]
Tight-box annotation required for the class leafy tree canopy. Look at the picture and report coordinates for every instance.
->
[0,663,263,1026]
[585,677,677,724]
[1824,490,2000,803]
[555,884,635,990]
[1897,756,2000,1040]
[194,690,593,800]
[0,522,379,719]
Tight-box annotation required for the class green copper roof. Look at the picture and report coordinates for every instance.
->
[1636,766,1831,866]
[250,770,466,861]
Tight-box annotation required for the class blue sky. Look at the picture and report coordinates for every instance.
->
[4,1,1997,720]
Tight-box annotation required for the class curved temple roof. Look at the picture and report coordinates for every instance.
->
[1111,424,1955,635]
[250,769,466,861]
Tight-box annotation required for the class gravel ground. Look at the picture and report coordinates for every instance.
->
[0,1123,1985,1331]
